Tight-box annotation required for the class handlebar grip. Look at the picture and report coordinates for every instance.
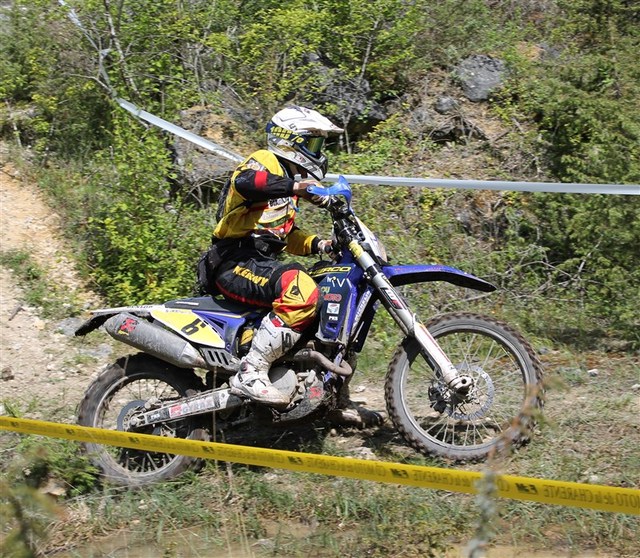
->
[306,184,326,196]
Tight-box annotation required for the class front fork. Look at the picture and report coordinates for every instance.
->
[348,241,473,394]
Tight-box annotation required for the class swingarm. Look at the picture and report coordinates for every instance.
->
[124,387,245,430]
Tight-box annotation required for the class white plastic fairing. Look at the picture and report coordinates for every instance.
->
[356,217,388,262]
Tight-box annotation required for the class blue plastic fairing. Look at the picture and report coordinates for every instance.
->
[382,264,496,292]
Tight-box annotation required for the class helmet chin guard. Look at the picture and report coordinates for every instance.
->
[266,105,343,180]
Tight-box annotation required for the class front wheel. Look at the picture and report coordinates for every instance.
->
[385,313,543,461]
[78,354,209,486]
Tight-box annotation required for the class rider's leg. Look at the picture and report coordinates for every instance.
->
[230,312,300,405]
[218,263,319,405]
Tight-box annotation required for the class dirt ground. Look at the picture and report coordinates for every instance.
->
[0,156,109,420]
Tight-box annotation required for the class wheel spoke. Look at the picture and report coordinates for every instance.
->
[387,314,542,460]
[77,358,205,486]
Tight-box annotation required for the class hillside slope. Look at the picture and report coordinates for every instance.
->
[0,152,111,420]
[1,148,638,558]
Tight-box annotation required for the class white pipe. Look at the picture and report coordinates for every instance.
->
[324,174,640,196]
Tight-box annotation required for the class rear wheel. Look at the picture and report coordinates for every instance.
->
[78,354,208,486]
[385,313,543,461]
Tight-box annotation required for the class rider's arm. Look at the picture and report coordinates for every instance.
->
[234,168,295,202]
[286,227,320,256]
[233,151,322,202]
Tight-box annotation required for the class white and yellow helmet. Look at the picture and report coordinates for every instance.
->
[266,105,344,180]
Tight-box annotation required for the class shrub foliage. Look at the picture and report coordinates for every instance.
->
[1,0,638,346]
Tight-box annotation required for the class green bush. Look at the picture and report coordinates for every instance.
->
[84,115,212,304]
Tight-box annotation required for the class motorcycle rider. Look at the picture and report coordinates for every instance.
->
[206,105,383,426]
[207,105,339,406]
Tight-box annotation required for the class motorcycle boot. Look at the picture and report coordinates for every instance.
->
[230,313,299,406]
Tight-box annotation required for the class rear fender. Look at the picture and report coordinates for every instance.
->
[75,314,110,336]
[382,264,496,292]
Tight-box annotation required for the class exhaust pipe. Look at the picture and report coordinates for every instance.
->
[293,348,353,376]
[104,313,207,369]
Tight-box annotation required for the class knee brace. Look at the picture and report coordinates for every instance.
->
[272,269,319,330]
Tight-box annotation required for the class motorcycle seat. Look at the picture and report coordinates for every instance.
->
[165,296,253,314]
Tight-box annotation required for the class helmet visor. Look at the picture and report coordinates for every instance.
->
[304,136,325,156]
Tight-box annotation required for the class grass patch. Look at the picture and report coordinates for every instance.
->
[0,351,637,557]
[1,432,99,498]
[0,249,82,318]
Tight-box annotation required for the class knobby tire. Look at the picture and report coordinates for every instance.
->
[385,312,544,461]
[77,353,208,487]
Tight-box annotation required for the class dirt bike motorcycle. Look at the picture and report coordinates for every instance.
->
[76,176,543,487]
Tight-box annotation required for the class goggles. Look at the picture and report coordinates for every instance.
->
[266,122,327,158]
[303,135,325,156]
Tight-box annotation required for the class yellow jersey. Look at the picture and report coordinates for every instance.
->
[213,150,318,256]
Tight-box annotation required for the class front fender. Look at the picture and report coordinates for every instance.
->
[382,264,496,293]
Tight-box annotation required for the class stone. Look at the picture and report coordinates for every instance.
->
[434,96,459,114]
[1,366,14,380]
[454,55,508,102]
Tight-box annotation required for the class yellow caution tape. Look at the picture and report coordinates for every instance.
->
[1,416,638,515]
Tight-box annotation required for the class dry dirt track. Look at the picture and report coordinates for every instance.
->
[0,151,110,420]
